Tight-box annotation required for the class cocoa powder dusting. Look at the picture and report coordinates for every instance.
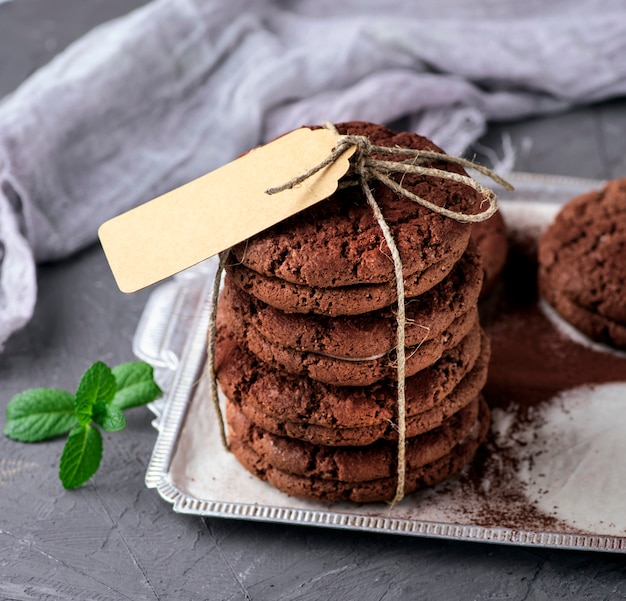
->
[483,240,626,411]
[446,235,626,533]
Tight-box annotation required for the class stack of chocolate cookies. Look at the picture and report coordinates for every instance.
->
[214,122,492,503]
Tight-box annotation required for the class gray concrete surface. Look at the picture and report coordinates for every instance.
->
[2,2,626,600]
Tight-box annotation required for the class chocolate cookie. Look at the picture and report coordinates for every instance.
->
[216,321,484,429]
[226,246,464,316]
[231,121,483,289]
[215,322,489,446]
[538,178,626,348]
[221,242,483,359]
[471,209,508,297]
[229,397,491,503]
[225,302,479,387]
[237,348,487,446]
[226,395,480,482]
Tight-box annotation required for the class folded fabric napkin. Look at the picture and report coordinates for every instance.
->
[1,0,625,347]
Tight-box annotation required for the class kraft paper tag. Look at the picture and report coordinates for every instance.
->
[99,128,355,293]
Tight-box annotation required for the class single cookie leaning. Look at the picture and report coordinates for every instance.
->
[227,121,484,315]
[222,240,483,359]
[538,178,626,349]
[228,397,491,503]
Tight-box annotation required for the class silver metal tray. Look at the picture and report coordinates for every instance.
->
[137,172,626,552]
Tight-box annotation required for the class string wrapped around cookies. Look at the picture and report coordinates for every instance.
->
[208,122,511,506]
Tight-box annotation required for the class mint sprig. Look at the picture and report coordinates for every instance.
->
[4,360,162,490]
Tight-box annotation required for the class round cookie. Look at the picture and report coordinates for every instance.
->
[215,322,489,446]
[221,242,483,359]
[540,294,626,350]
[216,321,484,430]
[226,246,463,316]
[226,395,480,482]
[228,398,491,503]
[230,121,483,289]
[471,209,508,297]
[225,303,479,387]
[538,178,626,348]
[237,351,487,446]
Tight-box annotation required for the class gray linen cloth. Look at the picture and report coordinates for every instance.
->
[1,0,626,347]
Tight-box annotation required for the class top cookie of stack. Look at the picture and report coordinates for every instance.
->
[228,121,478,317]
[215,121,492,503]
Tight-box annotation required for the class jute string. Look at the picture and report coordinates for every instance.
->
[208,250,230,451]
[207,123,512,506]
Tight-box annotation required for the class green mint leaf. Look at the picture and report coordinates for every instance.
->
[4,389,78,442]
[5,359,161,491]
[59,424,103,490]
[92,402,126,432]
[74,361,116,426]
[111,362,162,411]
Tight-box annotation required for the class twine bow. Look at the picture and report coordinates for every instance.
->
[208,123,512,507]
[266,122,512,222]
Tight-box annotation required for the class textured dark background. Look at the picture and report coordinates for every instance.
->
[2,1,626,599]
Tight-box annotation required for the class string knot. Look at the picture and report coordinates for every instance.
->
[266,122,513,224]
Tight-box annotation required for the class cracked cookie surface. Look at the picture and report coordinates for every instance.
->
[227,397,490,503]
[215,321,489,446]
[230,121,481,289]
[538,178,626,348]
[221,242,482,358]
